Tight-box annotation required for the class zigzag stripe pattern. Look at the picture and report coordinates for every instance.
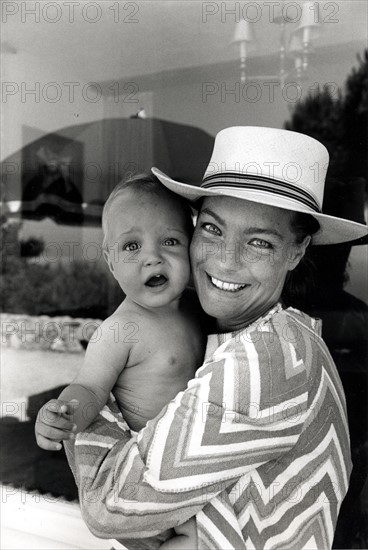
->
[65,305,352,550]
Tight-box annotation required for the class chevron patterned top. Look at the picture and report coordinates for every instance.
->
[65,305,352,550]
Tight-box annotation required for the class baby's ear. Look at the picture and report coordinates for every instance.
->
[288,235,311,271]
[103,249,114,274]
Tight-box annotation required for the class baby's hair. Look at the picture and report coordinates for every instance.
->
[102,173,193,251]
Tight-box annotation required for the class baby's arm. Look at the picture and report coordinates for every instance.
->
[35,316,130,451]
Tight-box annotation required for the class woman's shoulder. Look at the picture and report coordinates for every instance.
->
[265,306,324,360]
[213,304,322,360]
[204,304,325,365]
[271,307,334,381]
[276,306,322,337]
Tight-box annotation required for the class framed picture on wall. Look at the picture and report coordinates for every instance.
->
[21,129,84,225]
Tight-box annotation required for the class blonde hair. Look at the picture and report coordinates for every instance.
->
[102,173,193,251]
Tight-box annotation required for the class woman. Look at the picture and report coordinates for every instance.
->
[65,127,368,550]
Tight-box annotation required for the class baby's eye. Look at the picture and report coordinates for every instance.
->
[162,238,179,246]
[202,223,221,235]
[249,238,272,249]
[123,242,141,251]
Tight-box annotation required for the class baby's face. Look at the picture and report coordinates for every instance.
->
[104,189,191,310]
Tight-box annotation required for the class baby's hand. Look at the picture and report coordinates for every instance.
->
[35,399,79,451]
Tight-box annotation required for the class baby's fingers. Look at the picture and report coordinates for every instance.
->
[36,434,63,452]
[36,423,75,444]
[43,399,65,415]
[38,411,75,431]
[38,407,75,432]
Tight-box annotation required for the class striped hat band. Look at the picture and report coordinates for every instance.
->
[201,172,321,213]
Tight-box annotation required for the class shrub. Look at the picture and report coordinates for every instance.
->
[0,256,116,318]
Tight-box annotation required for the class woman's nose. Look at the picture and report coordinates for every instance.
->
[217,240,243,270]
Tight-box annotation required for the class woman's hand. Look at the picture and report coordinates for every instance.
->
[35,399,79,451]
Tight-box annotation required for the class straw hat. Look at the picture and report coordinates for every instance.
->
[152,126,368,245]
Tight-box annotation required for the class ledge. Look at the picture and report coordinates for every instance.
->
[1,485,118,549]
[1,313,102,353]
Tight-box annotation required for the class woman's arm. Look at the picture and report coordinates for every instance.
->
[65,313,310,540]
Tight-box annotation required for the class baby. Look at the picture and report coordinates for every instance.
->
[35,174,206,549]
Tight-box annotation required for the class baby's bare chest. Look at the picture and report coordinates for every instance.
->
[113,317,204,430]
[128,324,198,379]
[117,315,204,389]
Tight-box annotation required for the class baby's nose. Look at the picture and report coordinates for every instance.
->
[144,256,162,267]
[143,247,163,267]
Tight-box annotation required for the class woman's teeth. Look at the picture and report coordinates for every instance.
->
[210,276,247,292]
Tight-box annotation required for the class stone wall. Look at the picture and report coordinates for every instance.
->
[1,313,102,353]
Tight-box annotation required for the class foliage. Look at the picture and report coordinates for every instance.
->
[285,85,346,178]
[283,50,368,309]
[1,217,44,261]
[341,49,368,180]
[285,49,368,182]
[20,237,45,258]
[0,255,112,317]
[0,217,117,317]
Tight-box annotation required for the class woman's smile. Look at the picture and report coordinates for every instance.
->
[207,273,249,292]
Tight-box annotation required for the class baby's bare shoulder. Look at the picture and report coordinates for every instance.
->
[85,306,147,370]
[100,302,153,351]
[105,300,150,327]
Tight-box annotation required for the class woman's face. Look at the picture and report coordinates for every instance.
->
[190,196,309,332]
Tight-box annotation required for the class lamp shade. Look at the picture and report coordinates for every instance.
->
[289,34,303,55]
[231,20,256,44]
[295,1,321,42]
[289,33,316,56]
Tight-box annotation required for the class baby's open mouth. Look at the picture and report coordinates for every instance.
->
[208,274,248,292]
[145,274,168,287]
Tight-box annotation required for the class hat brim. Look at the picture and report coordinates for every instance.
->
[152,167,368,246]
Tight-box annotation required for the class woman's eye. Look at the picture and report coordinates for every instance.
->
[123,242,141,251]
[202,223,221,235]
[249,238,272,249]
[162,238,179,246]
